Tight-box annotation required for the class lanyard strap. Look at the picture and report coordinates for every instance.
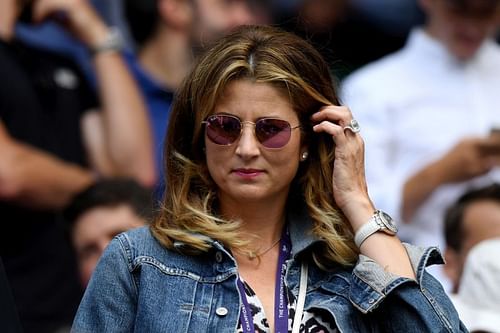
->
[237,228,291,333]
[291,262,308,333]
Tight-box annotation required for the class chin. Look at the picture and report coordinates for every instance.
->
[452,42,482,61]
[224,186,284,203]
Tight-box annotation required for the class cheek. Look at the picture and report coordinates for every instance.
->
[267,146,301,176]
[80,256,99,283]
[205,145,231,180]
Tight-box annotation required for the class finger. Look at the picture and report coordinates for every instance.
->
[311,105,353,127]
[312,120,350,146]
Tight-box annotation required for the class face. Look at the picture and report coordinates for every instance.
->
[444,200,500,291]
[204,80,306,209]
[190,0,261,44]
[300,0,348,32]
[72,205,146,287]
[421,0,500,60]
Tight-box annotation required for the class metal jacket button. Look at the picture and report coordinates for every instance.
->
[216,307,228,316]
[215,251,223,263]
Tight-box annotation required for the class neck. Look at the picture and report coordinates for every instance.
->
[220,196,287,251]
[138,27,193,90]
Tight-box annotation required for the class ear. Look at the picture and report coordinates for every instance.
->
[158,0,192,30]
[443,247,462,293]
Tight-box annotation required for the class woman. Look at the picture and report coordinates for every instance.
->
[72,26,465,332]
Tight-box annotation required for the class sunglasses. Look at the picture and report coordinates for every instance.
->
[202,114,301,149]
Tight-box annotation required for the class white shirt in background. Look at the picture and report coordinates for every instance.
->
[341,28,500,290]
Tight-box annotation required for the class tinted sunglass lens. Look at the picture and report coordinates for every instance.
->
[206,115,241,145]
[256,119,291,148]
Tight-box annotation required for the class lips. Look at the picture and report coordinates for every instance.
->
[232,168,264,178]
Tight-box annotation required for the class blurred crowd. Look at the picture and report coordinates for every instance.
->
[0,0,499,332]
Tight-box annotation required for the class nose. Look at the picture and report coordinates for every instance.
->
[235,123,260,159]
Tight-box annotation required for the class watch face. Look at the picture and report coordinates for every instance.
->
[379,211,398,233]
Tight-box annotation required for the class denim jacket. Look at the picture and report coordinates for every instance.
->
[72,207,467,333]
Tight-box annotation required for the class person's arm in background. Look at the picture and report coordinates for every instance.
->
[32,0,157,187]
[402,135,500,221]
[0,120,94,209]
[342,72,500,225]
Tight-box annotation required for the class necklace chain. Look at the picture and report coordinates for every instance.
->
[248,237,281,260]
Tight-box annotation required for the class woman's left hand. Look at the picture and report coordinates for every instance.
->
[311,105,374,231]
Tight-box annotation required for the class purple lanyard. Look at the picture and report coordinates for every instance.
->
[237,228,291,333]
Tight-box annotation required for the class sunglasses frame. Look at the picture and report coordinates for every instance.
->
[202,114,301,149]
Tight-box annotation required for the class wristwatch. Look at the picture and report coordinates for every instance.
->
[90,27,125,56]
[354,210,398,248]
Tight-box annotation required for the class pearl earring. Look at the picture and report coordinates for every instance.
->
[301,151,309,161]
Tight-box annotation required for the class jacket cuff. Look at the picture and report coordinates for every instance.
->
[349,244,444,313]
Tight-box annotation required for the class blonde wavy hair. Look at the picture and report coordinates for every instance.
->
[152,25,358,267]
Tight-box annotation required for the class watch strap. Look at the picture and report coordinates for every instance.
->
[354,215,381,248]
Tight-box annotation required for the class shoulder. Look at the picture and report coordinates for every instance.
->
[110,226,217,277]
[113,226,171,262]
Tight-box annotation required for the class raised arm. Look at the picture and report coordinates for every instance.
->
[32,0,156,187]
[311,105,415,279]
[0,120,94,209]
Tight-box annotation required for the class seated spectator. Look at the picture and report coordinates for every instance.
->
[443,183,500,293]
[449,238,500,333]
[64,178,153,287]
[0,0,154,331]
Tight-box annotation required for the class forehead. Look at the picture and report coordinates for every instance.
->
[214,80,295,118]
[462,200,500,243]
[73,205,145,238]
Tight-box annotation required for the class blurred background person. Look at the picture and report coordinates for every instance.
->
[14,0,134,83]
[341,0,500,289]
[64,179,153,287]
[0,0,154,331]
[123,0,270,200]
[448,238,500,333]
[274,0,424,80]
[443,183,500,293]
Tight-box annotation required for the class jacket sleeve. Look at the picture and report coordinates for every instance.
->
[350,244,468,332]
[71,234,138,333]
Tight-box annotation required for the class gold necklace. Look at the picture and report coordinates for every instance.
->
[247,237,281,260]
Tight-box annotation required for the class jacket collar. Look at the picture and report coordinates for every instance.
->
[287,204,322,258]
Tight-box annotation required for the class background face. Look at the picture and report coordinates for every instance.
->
[447,200,500,290]
[423,0,500,60]
[72,205,146,287]
[190,0,261,45]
